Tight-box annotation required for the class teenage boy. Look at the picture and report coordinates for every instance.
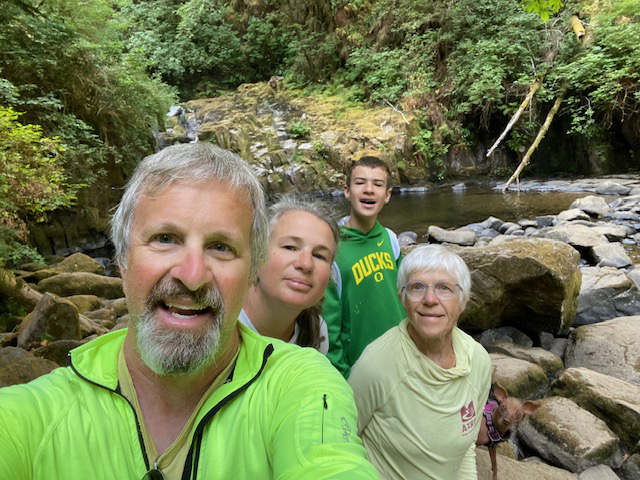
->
[324,156,406,378]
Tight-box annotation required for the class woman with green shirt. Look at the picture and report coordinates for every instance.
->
[349,244,492,479]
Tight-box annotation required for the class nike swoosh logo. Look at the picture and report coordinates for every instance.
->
[377,240,384,246]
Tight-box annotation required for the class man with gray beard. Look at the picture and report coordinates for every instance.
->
[0,143,378,479]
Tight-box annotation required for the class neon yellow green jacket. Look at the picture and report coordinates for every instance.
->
[0,325,378,479]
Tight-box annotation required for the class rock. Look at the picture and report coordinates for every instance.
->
[550,338,569,359]
[537,215,556,228]
[103,297,129,317]
[475,447,578,479]
[542,224,609,250]
[17,293,82,349]
[475,326,534,348]
[591,243,632,268]
[0,346,59,387]
[539,331,555,350]
[65,294,102,313]
[482,216,505,231]
[454,238,581,333]
[550,367,640,451]
[427,225,476,246]
[84,308,117,329]
[79,314,109,337]
[32,339,84,367]
[397,231,418,246]
[38,272,123,299]
[574,268,640,325]
[499,222,519,234]
[565,316,640,387]
[570,196,613,217]
[595,181,631,195]
[618,453,640,480]
[518,397,624,473]
[505,224,524,235]
[50,253,104,274]
[486,342,563,378]
[591,224,633,242]
[490,353,549,399]
[578,465,620,480]
[557,209,592,222]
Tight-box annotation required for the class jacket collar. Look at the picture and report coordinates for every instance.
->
[69,323,274,392]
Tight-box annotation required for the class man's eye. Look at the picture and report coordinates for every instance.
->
[313,252,328,261]
[283,245,297,251]
[154,234,174,244]
[211,242,231,253]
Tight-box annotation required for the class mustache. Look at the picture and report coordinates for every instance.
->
[146,276,224,313]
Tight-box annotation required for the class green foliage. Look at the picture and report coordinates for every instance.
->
[521,0,564,22]
[123,0,293,94]
[0,106,79,263]
[288,121,312,139]
[344,48,407,104]
[412,122,450,181]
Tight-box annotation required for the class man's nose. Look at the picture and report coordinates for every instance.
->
[171,248,213,291]
[294,249,313,272]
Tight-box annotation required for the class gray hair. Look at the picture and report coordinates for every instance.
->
[397,244,471,306]
[110,142,268,282]
[268,194,340,260]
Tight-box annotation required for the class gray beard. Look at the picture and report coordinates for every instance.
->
[135,277,225,376]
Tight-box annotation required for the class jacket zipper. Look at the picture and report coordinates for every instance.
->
[71,343,274,479]
[70,363,151,471]
[182,343,274,480]
[322,394,328,443]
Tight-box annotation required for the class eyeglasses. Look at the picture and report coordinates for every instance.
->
[402,281,460,301]
[142,463,166,480]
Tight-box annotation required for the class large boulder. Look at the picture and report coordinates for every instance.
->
[0,347,59,387]
[50,253,104,274]
[32,339,84,367]
[595,181,631,195]
[590,243,632,268]
[17,293,82,349]
[65,294,102,313]
[486,342,563,378]
[569,196,612,217]
[518,397,624,473]
[574,268,640,325]
[540,224,609,251]
[565,316,640,387]
[490,353,549,400]
[549,367,640,451]
[453,238,581,333]
[38,272,123,299]
[427,225,476,246]
[475,447,577,479]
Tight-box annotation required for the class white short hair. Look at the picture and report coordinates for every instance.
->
[397,244,471,305]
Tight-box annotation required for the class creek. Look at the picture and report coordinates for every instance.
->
[324,184,606,234]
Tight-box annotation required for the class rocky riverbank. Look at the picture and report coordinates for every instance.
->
[2,179,640,478]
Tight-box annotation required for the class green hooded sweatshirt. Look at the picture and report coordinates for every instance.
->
[324,220,406,378]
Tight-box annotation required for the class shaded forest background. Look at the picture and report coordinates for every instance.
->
[1,0,639,264]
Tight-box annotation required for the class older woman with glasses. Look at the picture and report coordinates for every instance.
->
[349,244,492,480]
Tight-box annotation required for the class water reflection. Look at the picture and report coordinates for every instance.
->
[324,187,600,234]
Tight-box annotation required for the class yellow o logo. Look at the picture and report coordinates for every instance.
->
[374,272,383,283]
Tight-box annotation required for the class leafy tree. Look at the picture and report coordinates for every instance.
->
[0,107,79,264]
